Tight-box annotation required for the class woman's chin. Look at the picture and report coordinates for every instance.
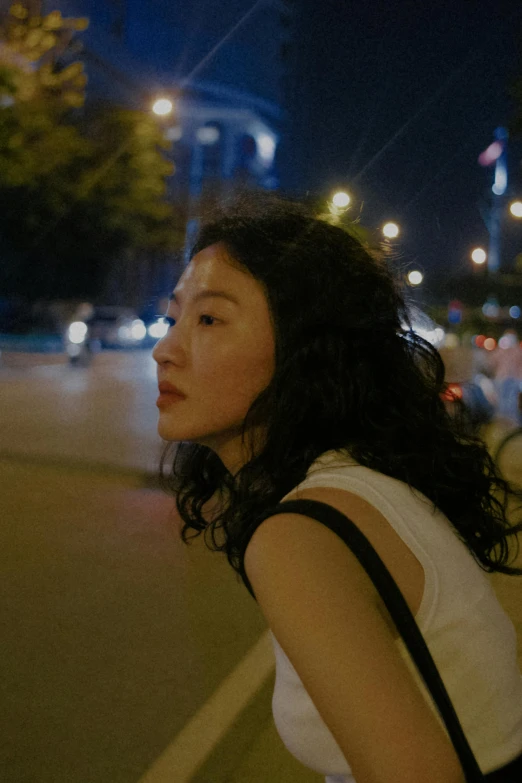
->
[157,420,204,444]
[157,422,187,441]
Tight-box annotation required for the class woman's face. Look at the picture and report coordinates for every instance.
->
[152,242,276,474]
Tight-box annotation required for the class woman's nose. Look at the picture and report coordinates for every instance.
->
[152,329,186,366]
[152,335,172,364]
[152,338,164,364]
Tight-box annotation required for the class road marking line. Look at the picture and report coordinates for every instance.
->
[137,629,274,783]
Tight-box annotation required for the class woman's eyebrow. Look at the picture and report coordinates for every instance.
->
[168,290,240,306]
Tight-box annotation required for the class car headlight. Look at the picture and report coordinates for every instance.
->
[131,319,146,340]
[68,321,88,344]
[147,318,169,338]
[118,319,147,342]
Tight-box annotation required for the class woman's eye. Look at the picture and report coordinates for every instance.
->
[157,314,217,328]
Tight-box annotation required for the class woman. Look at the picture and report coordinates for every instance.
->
[152,193,522,783]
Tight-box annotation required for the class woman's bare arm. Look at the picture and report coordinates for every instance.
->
[244,498,467,783]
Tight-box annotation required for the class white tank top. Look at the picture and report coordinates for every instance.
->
[269,449,522,781]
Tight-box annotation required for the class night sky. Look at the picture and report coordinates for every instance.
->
[279,0,522,298]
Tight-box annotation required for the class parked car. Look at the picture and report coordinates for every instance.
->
[65,306,147,365]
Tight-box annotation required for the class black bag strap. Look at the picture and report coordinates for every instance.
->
[245,498,485,782]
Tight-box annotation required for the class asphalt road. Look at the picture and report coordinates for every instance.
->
[0,351,320,783]
[0,350,163,475]
[0,350,520,783]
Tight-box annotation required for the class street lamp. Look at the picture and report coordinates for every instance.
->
[152,97,174,117]
[471,247,487,264]
[331,190,351,208]
[382,222,399,239]
[509,201,522,218]
[407,270,423,286]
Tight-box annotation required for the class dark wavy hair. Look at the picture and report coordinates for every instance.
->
[159,192,522,585]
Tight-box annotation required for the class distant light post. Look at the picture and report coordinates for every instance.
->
[382,222,399,239]
[152,98,174,117]
[324,190,352,227]
[471,247,487,264]
[407,270,423,286]
[331,190,351,209]
[510,201,522,218]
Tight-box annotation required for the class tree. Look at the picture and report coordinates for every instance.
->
[0,2,89,109]
[0,2,183,302]
[78,102,181,254]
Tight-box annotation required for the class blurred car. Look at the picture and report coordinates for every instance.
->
[142,314,170,343]
[65,306,147,364]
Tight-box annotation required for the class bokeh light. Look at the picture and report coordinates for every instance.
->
[195,126,220,145]
[148,318,169,338]
[382,222,399,239]
[152,98,173,116]
[482,299,499,317]
[471,247,486,264]
[332,191,350,208]
[131,319,147,340]
[68,321,88,344]
[257,133,276,164]
[407,270,423,286]
[499,333,517,349]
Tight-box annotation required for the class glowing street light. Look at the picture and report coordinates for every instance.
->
[331,191,351,208]
[152,98,174,117]
[471,247,487,264]
[407,270,423,286]
[382,222,399,239]
[509,201,522,218]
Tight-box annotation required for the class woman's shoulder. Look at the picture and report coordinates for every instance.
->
[287,449,422,504]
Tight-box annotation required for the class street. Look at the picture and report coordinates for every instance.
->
[2,1,522,781]
[0,350,521,783]
[0,350,319,783]
[0,350,163,475]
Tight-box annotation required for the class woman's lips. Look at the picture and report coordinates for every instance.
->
[156,391,186,407]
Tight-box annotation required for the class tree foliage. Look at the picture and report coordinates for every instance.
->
[0,2,89,108]
[78,103,181,252]
[0,3,183,301]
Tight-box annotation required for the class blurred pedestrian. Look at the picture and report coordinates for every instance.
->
[490,330,522,423]
[153,194,522,783]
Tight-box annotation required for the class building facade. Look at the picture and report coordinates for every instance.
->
[47,0,294,203]
[1,0,296,307]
